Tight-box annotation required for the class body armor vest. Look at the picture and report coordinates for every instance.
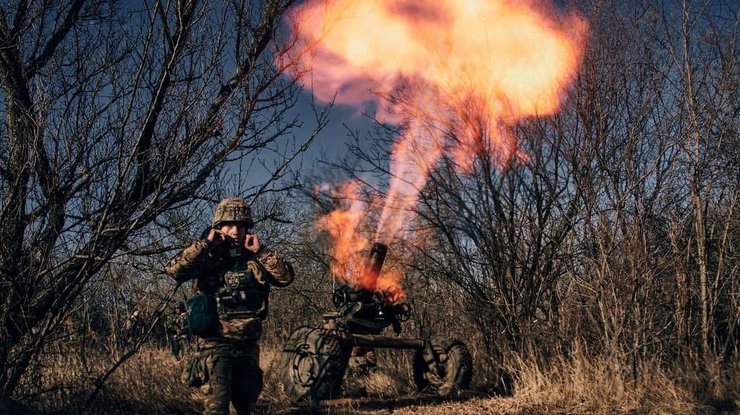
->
[217,261,270,320]
[205,246,270,320]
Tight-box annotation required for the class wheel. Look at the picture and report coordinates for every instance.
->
[278,326,351,404]
[413,338,473,397]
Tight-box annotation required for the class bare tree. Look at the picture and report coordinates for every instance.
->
[316,1,738,393]
[560,0,737,382]
[657,0,739,367]
[407,115,579,360]
[0,0,323,397]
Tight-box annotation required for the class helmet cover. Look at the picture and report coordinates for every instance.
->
[212,198,254,229]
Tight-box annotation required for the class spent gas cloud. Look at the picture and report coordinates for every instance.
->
[286,0,586,291]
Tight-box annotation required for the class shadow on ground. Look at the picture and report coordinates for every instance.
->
[267,392,482,415]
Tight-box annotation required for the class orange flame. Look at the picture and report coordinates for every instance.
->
[314,181,368,281]
[314,182,405,299]
[292,0,586,289]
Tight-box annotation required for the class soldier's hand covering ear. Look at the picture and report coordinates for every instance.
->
[244,234,260,254]
[206,228,226,246]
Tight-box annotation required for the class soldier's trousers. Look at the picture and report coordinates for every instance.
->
[200,342,262,415]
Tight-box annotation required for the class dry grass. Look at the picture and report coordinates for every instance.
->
[22,346,200,415]
[508,351,700,414]
[340,349,414,399]
[19,343,737,415]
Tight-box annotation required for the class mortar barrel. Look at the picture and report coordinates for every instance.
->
[362,242,388,289]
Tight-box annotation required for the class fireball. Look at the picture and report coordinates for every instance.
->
[293,0,586,291]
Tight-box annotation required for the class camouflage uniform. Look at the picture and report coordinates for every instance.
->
[166,305,189,360]
[121,310,141,346]
[166,199,294,415]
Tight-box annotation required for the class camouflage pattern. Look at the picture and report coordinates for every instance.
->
[165,209,294,414]
[199,342,262,415]
[167,305,189,360]
[166,241,293,342]
[212,198,254,229]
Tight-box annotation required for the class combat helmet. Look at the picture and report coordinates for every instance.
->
[212,198,254,229]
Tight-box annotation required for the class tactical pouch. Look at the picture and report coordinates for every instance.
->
[181,354,208,387]
[185,295,219,337]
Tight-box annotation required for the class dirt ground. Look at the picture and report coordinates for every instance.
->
[260,393,733,415]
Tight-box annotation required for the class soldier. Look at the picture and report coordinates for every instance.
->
[167,302,189,360]
[166,198,295,415]
[121,309,141,346]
